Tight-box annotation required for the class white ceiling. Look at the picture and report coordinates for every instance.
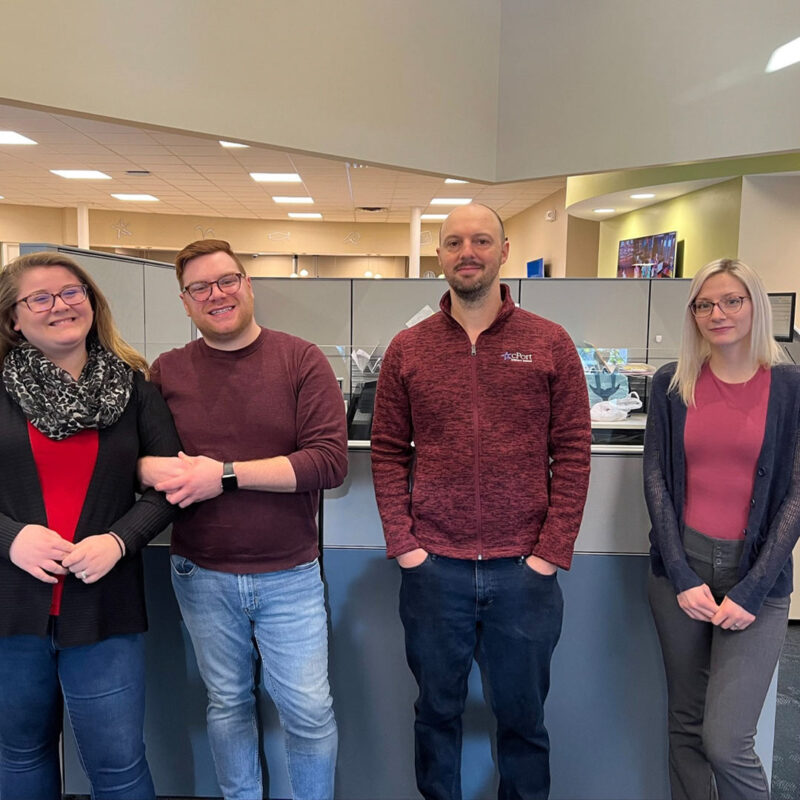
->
[0,104,566,224]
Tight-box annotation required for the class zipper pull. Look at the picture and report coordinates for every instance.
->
[471,343,476,356]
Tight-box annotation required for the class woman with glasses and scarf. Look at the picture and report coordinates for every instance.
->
[645,258,800,800]
[0,252,180,800]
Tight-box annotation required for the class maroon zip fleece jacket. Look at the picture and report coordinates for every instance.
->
[371,285,591,569]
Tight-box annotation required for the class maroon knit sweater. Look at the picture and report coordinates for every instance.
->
[151,328,348,573]
[371,286,591,569]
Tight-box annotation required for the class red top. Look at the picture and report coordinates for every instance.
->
[27,423,98,614]
[684,364,770,540]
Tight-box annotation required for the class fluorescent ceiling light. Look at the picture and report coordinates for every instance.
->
[288,212,322,219]
[430,197,472,205]
[219,140,249,148]
[593,208,615,214]
[0,131,37,145]
[630,193,655,200]
[250,172,302,183]
[51,169,111,180]
[445,178,468,184]
[421,214,448,220]
[766,36,800,73]
[272,196,314,204]
[111,193,159,202]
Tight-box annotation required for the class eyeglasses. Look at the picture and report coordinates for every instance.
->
[182,273,243,301]
[690,295,749,318]
[16,284,89,313]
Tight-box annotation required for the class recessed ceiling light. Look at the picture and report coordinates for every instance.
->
[51,170,111,180]
[421,214,448,220]
[630,193,655,200]
[272,196,314,204]
[445,178,468,184]
[430,198,472,206]
[219,140,249,148]
[766,35,800,73]
[288,212,322,219]
[0,131,37,145]
[250,172,302,183]
[593,208,616,214]
[111,193,159,202]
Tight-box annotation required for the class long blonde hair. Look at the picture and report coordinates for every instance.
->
[0,252,149,376]
[669,258,784,405]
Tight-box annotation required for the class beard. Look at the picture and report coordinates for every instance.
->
[446,261,498,304]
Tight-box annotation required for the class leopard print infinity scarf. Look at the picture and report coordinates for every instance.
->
[2,339,133,440]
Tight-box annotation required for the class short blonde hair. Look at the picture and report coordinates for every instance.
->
[0,252,149,375]
[669,258,784,405]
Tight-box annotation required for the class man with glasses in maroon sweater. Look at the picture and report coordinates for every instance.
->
[371,204,591,800]
[139,239,347,800]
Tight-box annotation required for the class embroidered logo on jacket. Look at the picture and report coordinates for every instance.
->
[502,351,533,363]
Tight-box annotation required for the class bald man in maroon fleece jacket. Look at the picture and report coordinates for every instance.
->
[371,204,591,800]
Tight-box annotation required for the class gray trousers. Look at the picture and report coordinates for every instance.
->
[648,527,789,800]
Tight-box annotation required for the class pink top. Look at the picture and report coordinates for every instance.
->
[684,363,770,540]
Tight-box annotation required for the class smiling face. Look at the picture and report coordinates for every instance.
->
[693,272,753,353]
[12,266,93,365]
[180,250,260,350]
[437,204,509,303]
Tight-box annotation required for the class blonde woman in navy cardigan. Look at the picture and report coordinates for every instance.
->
[645,258,800,800]
[0,252,180,800]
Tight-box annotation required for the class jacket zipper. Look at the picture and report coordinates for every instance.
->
[470,340,482,559]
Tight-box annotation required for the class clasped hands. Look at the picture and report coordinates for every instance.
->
[9,525,122,584]
[677,584,755,631]
[141,452,223,508]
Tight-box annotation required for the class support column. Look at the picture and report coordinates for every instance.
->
[408,207,421,278]
[76,203,90,249]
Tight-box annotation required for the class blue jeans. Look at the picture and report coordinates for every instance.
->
[170,555,337,800]
[399,554,564,800]
[0,629,154,800]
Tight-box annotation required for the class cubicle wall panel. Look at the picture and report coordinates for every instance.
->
[648,278,691,363]
[575,454,652,554]
[351,279,449,354]
[520,278,650,360]
[252,278,351,394]
[324,449,384,547]
[67,252,146,347]
[144,263,193,360]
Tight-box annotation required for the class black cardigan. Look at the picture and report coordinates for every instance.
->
[0,372,181,647]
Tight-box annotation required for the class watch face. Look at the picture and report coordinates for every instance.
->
[222,463,238,491]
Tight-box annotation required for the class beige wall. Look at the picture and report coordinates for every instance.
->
[0,204,68,245]
[0,0,500,180]
[503,189,567,277]
[565,216,600,277]
[83,208,440,259]
[738,175,800,301]
[497,1,800,180]
[3,3,799,183]
[596,179,742,278]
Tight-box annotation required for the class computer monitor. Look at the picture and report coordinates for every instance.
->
[768,292,796,342]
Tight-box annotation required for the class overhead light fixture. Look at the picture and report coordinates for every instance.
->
[0,195,5,200]
[445,178,468,184]
[373,273,383,279]
[111,193,159,202]
[430,198,472,206]
[299,269,310,277]
[250,172,302,183]
[630,193,655,200]
[421,214,448,220]
[593,208,615,214]
[272,196,314,204]
[0,131,37,145]
[219,140,249,148]
[766,35,800,73]
[288,212,322,219]
[51,169,111,180]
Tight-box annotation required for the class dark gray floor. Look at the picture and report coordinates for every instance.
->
[772,620,800,800]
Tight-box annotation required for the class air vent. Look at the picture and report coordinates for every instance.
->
[125,169,151,176]
[356,206,387,213]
